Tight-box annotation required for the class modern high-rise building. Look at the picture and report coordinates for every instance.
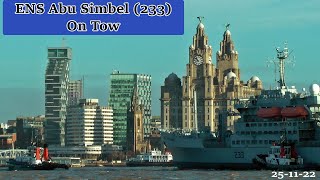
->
[108,71,151,148]
[160,73,182,130]
[66,99,113,146]
[68,80,83,106]
[45,47,72,146]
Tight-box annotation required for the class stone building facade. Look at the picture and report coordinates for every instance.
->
[127,88,148,154]
[160,19,263,132]
[160,73,183,129]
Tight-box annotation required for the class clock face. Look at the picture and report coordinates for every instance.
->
[193,55,203,66]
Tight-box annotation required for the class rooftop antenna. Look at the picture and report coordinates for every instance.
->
[267,42,295,88]
[62,37,66,47]
[82,75,84,98]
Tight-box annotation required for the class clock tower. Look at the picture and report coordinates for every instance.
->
[182,17,216,131]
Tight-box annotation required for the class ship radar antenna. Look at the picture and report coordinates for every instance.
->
[266,57,278,86]
[197,16,204,23]
[267,42,295,88]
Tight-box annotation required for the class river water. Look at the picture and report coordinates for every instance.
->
[0,167,319,180]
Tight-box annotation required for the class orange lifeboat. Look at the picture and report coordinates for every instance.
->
[281,106,309,118]
[257,107,282,118]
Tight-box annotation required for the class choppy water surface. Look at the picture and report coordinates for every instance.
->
[0,167,319,180]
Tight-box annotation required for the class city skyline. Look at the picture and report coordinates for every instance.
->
[1,0,320,122]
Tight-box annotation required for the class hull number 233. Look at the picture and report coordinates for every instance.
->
[234,152,244,158]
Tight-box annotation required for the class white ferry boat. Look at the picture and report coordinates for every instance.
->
[126,149,173,167]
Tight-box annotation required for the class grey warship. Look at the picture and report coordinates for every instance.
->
[161,42,320,169]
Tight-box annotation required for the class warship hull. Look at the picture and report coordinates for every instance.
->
[162,132,320,170]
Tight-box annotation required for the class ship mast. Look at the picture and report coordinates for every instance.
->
[194,89,198,131]
[268,43,294,88]
[277,44,287,87]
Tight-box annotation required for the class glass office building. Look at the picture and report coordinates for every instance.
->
[108,71,151,148]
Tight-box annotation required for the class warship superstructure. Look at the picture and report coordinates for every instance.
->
[161,44,320,169]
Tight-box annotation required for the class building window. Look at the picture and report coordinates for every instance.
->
[166,108,168,113]
[185,122,187,127]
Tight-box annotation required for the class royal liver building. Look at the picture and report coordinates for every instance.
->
[161,18,263,132]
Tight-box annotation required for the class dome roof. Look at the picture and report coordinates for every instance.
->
[250,76,260,82]
[310,84,320,95]
[198,23,205,29]
[167,73,179,80]
[226,71,237,79]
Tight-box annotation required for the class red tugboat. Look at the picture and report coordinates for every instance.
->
[253,142,305,171]
[7,144,70,171]
[253,131,320,171]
